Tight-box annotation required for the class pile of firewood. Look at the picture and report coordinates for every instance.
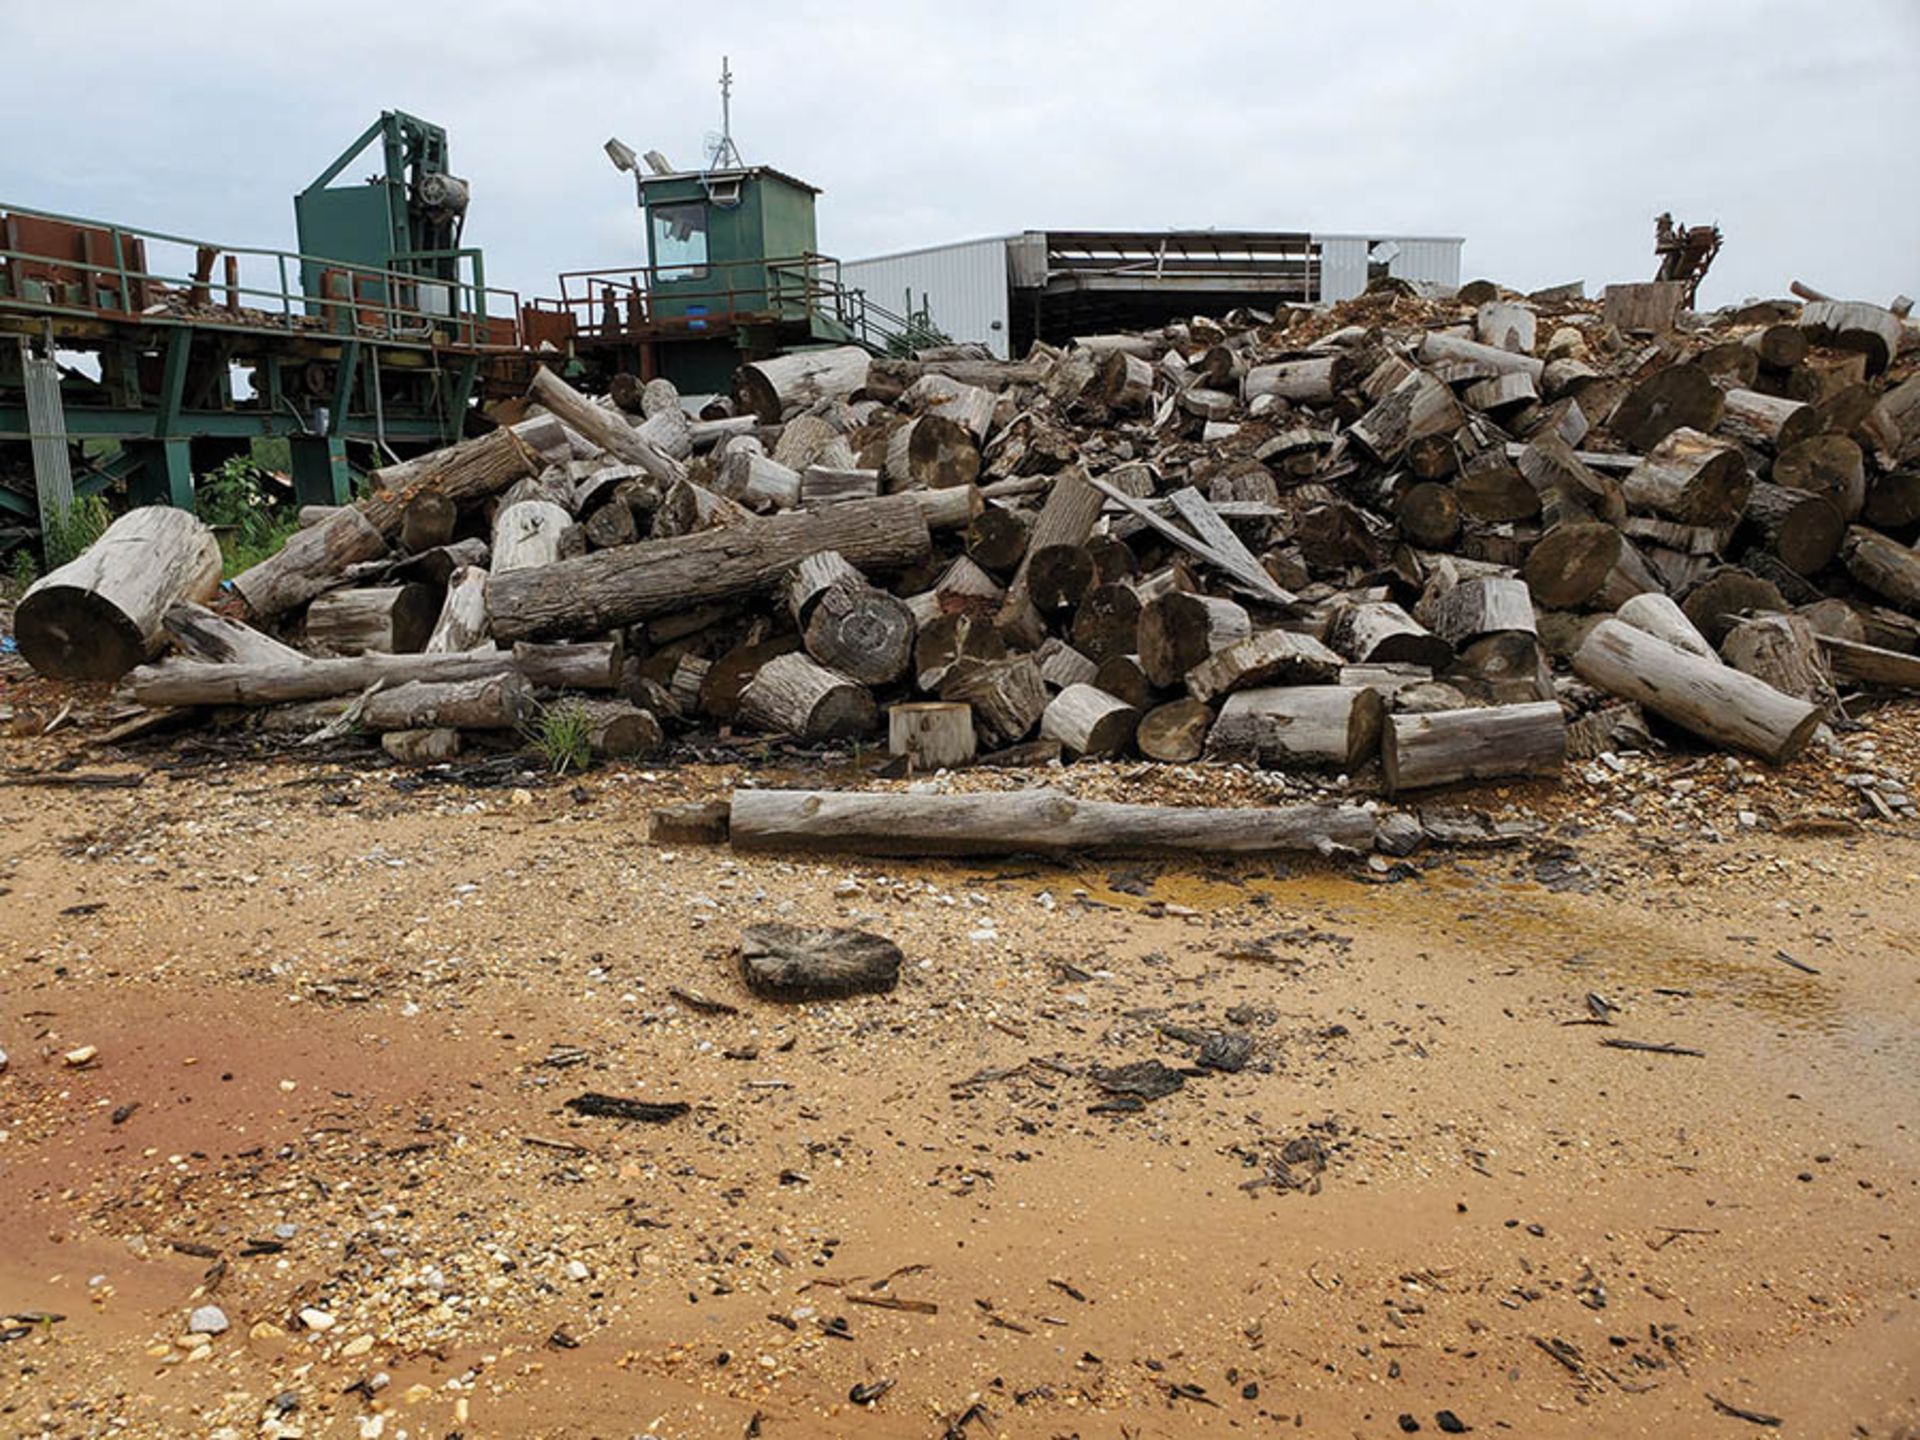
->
[14,273,1920,798]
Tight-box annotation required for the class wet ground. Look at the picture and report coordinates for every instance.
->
[1,703,1918,1438]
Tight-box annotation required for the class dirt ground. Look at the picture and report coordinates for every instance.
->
[2,682,1918,1438]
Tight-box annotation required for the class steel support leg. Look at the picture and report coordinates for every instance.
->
[289,434,351,506]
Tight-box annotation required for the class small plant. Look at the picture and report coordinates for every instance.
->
[6,548,36,593]
[523,699,594,776]
[42,495,110,568]
[198,455,298,577]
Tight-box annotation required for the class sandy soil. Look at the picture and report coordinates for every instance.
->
[1,688,1917,1438]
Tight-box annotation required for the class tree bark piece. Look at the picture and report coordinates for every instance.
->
[1139,591,1252,688]
[800,466,881,505]
[424,565,490,652]
[16,506,222,681]
[1184,627,1343,703]
[488,495,931,642]
[305,584,437,657]
[1573,618,1822,761]
[1040,683,1139,758]
[1381,700,1566,793]
[739,922,901,1000]
[728,787,1377,857]
[161,601,307,668]
[1741,482,1843,575]
[362,671,535,732]
[1621,427,1751,525]
[1843,527,1920,611]
[939,655,1047,745]
[733,346,872,422]
[1136,698,1213,762]
[1327,599,1452,670]
[529,366,686,485]
[1615,592,1716,659]
[513,639,623,691]
[1209,685,1385,769]
[738,652,875,740]
[889,702,977,770]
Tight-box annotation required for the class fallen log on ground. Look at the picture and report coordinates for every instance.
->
[1381,700,1567,793]
[129,649,522,707]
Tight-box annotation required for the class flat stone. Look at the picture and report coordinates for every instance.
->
[188,1305,229,1335]
[739,923,902,1001]
[298,1307,336,1333]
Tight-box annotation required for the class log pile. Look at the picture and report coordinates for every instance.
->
[29,276,1920,801]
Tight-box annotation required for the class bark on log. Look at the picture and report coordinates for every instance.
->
[529,367,685,485]
[1036,639,1098,691]
[398,491,457,554]
[888,702,977,770]
[1718,389,1820,452]
[130,649,521,707]
[800,571,916,686]
[583,499,638,549]
[1609,364,1724,451]
[1040,683,1139,758]
[1621,427,1752,525]
[1799,300,1904,375]
[1381,700,1567,793]
[1209,685,1385,769]
[161,601,307,668]
[360,425,542,535]
[362,671,535,733]
[734,346,872,422]
[728,787,1377,857]
[1136,698,1213,762]
[492,499,573,574]
[1773,434,1866,520]
[1843,527,1920,611]
[652,478,751,539]
[1720,612,1837,713]
[1745,323,1808,370]
[997,468,1105,645]
[1092,653,1154,710]
[1818,633,1920,688]
[1351,370,1466,463]
[305,584,437,656]
[513,639,623,691]
[1615,592,1716,659]
[770,413,843,473]
[1184,627,1343,703]
[801,466,881,505]
[718,450,803,512]
[1326,599,1452,670]
[1741,482,1844,575]
[17,506,222,680]
[700,637,801,720]
[939,655,1047,745]
[1429,577,1536,647]
[1139,591,1252,688]
[1096,351,1154,412]
[424,565,490,652]
[932,554,1005,619]
[1417,332,1545,380]
[1518,434,1625,525]
[738,652,876,740]
[575,698,664,758]
[488,495,931,641]
[1242,355,1351,404]
[1573,618,1822,762]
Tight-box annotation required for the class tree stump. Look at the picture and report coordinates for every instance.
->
[740,923,902,1000]
[889,702,977,770]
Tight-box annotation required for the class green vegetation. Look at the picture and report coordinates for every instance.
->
[6,548,37,595]
[197,455,299,578]
[523,699,594,776]
[42,495,111,568]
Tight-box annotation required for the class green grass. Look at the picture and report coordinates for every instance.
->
[42,496,111,568]
[522,699,594,776]
[197,455,299,578]
[5,548,37,596]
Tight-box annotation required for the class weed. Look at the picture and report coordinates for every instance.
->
[198,456,298,578]
[6,548,36,594]
[42,496,110,568]
[523,699,594,776]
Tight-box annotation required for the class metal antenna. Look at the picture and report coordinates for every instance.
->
[711,56,744,169]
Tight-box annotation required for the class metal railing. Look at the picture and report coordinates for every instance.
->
[0,200,523,351]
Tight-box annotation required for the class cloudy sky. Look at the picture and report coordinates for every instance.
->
[2,1,1914,314]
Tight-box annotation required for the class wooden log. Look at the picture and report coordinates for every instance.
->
[1717,389,1819,452]
[1745,322,1808,370]
[1040,683,1139,758]
[888,702,977,770]
[1799,299,1904,374]
[997,468,1104,645]
[1184,627,1343,703]
[358,424,541,536]
[572,698,664,758]
[161,601,307,667]
[932,554,1005,619]
[1615,592,1716,659]
[1138,591,1252,688]
[1843,527,1920,611]
[700,637,802,721]
[1351,370,1466,463]
[424,565,490,652]
[913,611,1004,690]
[1398,482,1461,548]
[1028,543,1095,615]
[905,373,998,441]
[491,499,573,574]
[1069,582,1142,661]
[939,655,1047,745]
[1096,350,1154,412]
[1085,533,1139,586]
[1573,618,1821,761]
[1418,332,1545,381]
[1428,577,1536,647]
[728,787,1376,857]
[1036,639,1098,691]
[800,465,881,505]
[488,495,930,642]
[528,367,685,485]
[1620,427,1751,525]
[583,498,638,549]
[1381,700,1567,792]
[1242,355,1350,404]
[1456,451,1541,523]
[1518,433,1625,525]
[965,506,1031,573]
[1136,698,1213,762]
[1772,434,1866,520]
[738,652,875,740]
[298,504,342,529]
[1741,482,1844,575]
[801,572,916,686]
[1464,371,1538,415]
[1450,631,1553,703]
[1609,364,1724,451]
[1680,569,1787,643]
[1475,300,1537,354]
[1523,523,1660,609]
[381,728,462,765]
[733,345,872,421]
[1817,633,1920,688]
[1869,375,1920,465]
[651,478,751,539]
[1602,281,1688,334]
[513,639,623,691]
[718,450,803,512]
[1092,653,1153,710]
[770,413,843,472]
[1209,685,1385,770]
[1326,599,1452,670]
[305,584,437,656]
[1863,470,1920,529]
[362,671,535,732]
[398,491,456,554]
[1720,612,1837,712]
[17,506,222,680]
[1695,340,1760,388]
[905,483,983,533]
[128,649,522,707]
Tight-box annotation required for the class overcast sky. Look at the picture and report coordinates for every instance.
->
[2,1,1914,316]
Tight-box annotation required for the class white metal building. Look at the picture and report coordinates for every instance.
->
[837,230,1464,358]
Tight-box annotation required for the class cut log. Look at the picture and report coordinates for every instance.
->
[398,491,456,554]
[1429,577,1536,647]
[1720,612,1837,713]
[997,468,1105,645]
[1398,482,1461,548]
[914,611,1005,690]
[1450,631,1553,703]
[1464,371,1538,415]
[1036,639,1098,691]
[488,495,931,641]
[1745,322,1808,370]
[305,584,437,656]
[362,671,535,732]
[666,654,711,718]
[1864,470,1920,529]
[1523,523,1660,609]
[1615,592,1716,659]
[739,923,901,1000]
[718,449,803,512]
[1741,482,1844,575]
[1070,582,1143,661]
[1326,599,1452,670]
[1475,301,1538,354]
[1096,350,1154,412]
[1351,370,1465,462]
[228,510,389,624]
[932,554,1005,619]
[1573,618,1821,762]
[700,637,801,720]
[1028,544,1095,615]
[1417,332,1545,381]
[733,346,872,422]
[1138,591,1252,688]
[513,639,623,691]
[1717,389,1820,452]
[728,787,1376,857]
[965,506,1031,573]
[1092,653,1154,710]
[800,465,881,505]
[801,571,916,686]
[424,565,490,652]
[770,413,842,473]
[1843,527,1920,611]
[1818,633,1920,688]
[528,367,685,486]
[1680,569,1787,643]
[1242,355,1350,404]
[1209,685,1385,770]
[1040,683,1139,758]
[381,729,462,765]
[905,483,982,533]
[575,698,664,758]
[651,478,751,539]
[905,373,998,441]
[1772,434,1866,520]
[491,499,573,574]
[1621,427,1751,525]
[1407,432,1460,481]
[1381,700,1567,793]
[1455,452,1541,523]
[161,601,306,668]
[583,499,638,549]
[939,654,1047,745]
[737,652,876,740]
[1602,281,1688,335]
[129,650,521,707]
[1799,300,1904,375]
[889,702,977,770]
[1869,376,1920,465]
[1136,698,1213,762]
[1518,433,1625,525]
[1609,364,1724,451]
[17,506,222,680]
[1184,627,1343,703]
